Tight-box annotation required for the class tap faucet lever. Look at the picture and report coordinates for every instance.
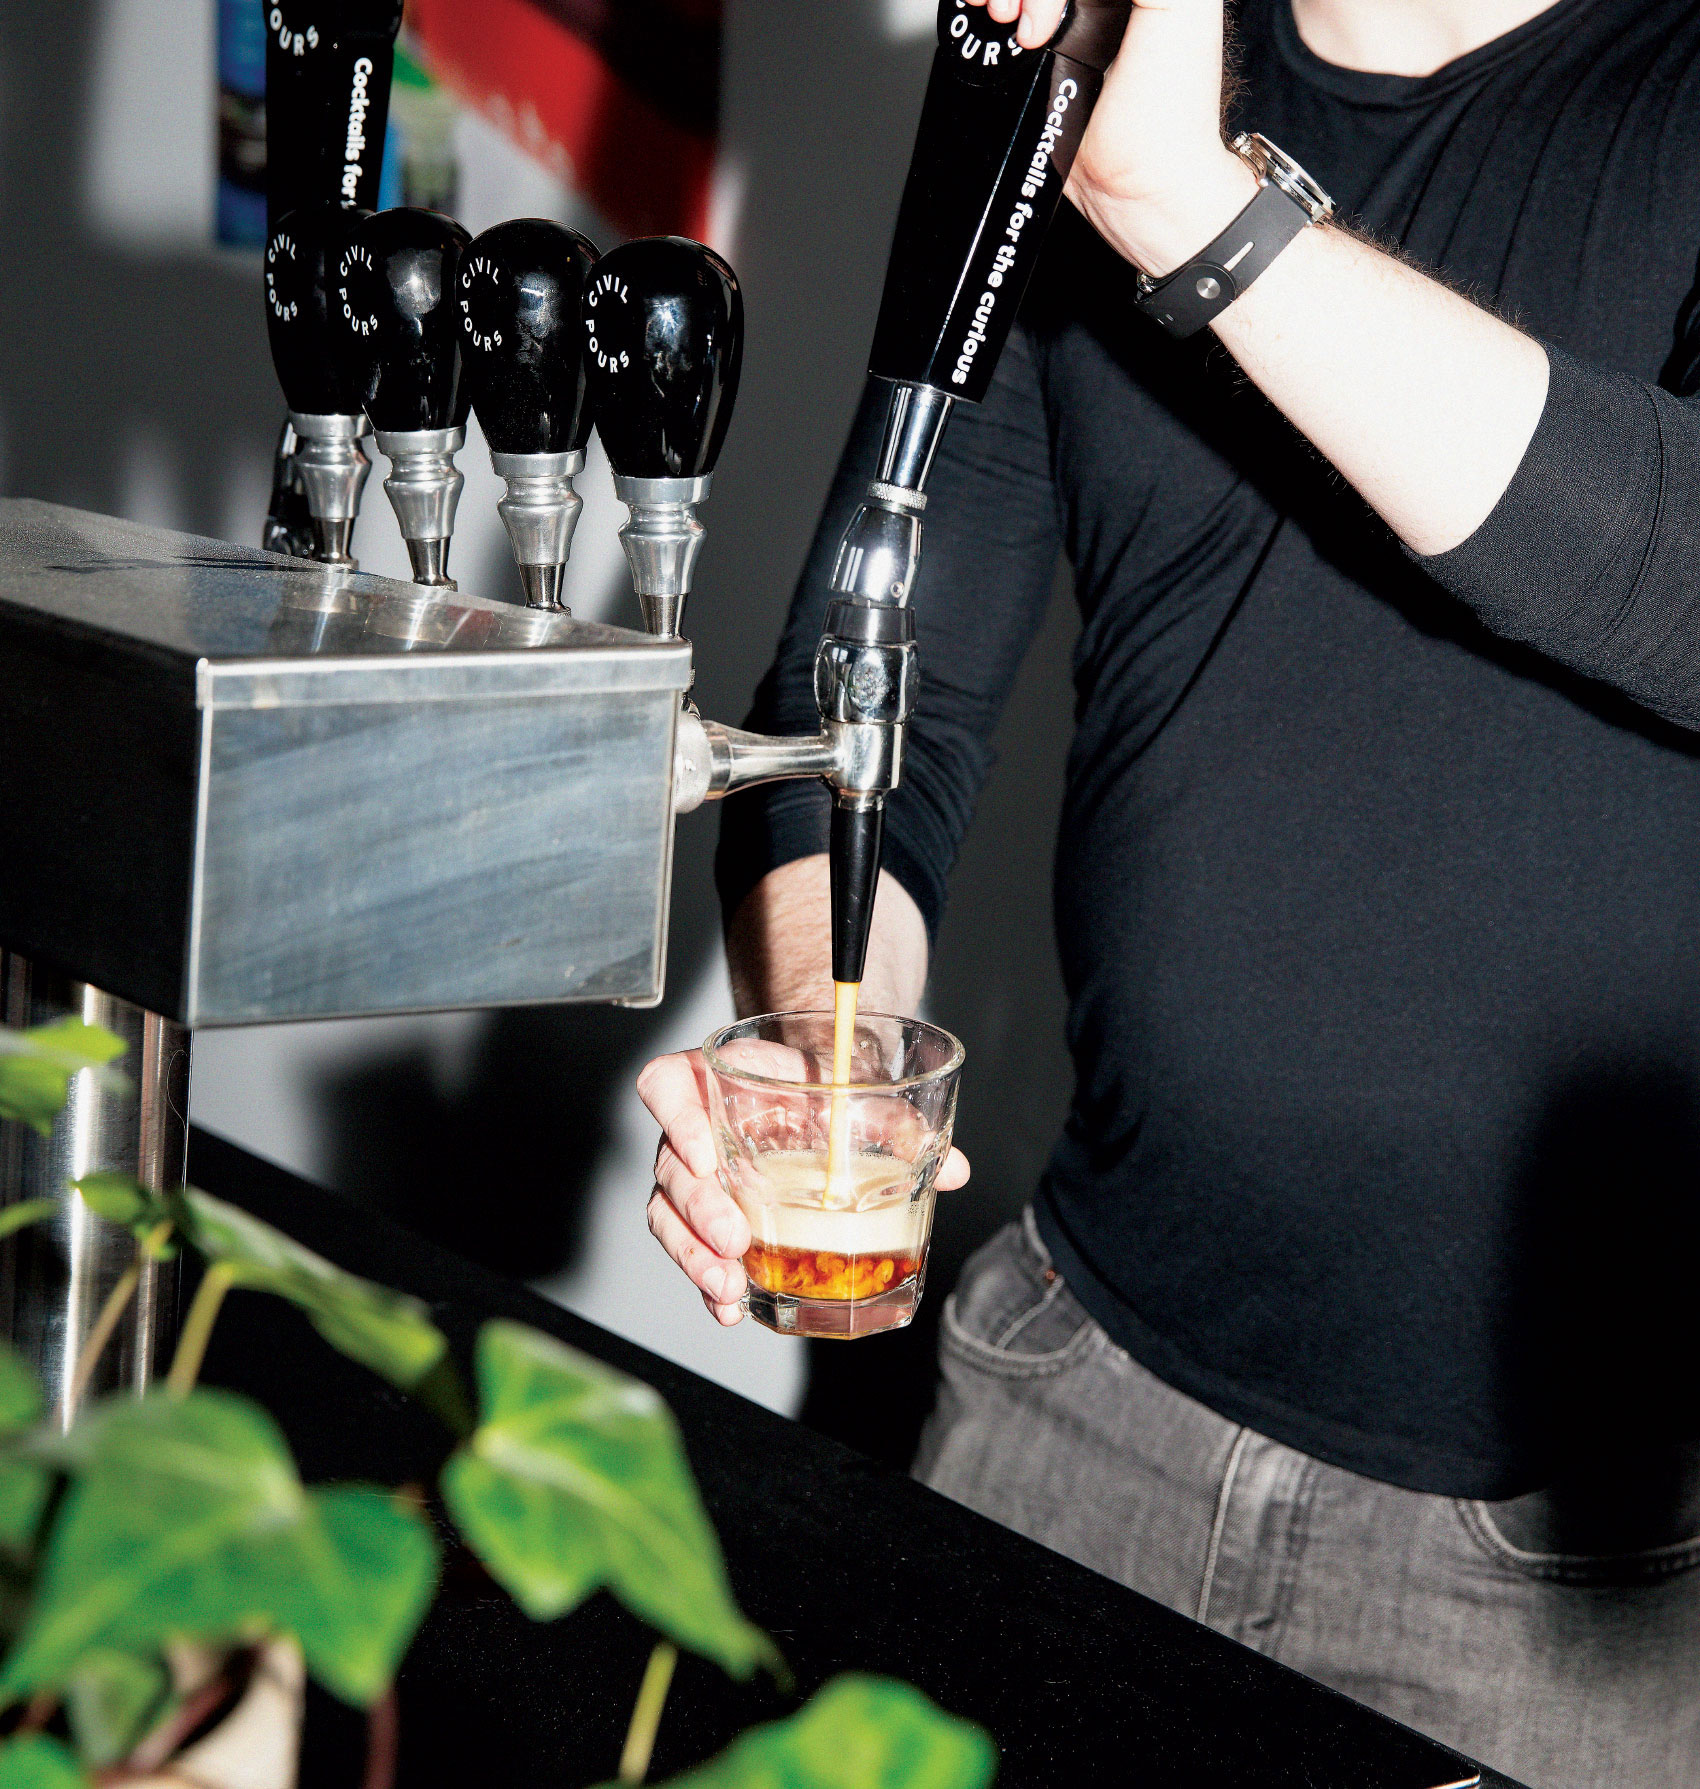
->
[580,236,744,639]
[460,219,600,611]
[265,202,374,567]
[870,0,1130,404]
[817,0,1132,985]
[259,5,398,562]
[265,0,402,229]
[335,206,472,587]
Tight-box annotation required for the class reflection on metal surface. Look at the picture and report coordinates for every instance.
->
[491,449,587,613]
[0,954,185,1427]
[612,473,713,642]
[361,587,489,648]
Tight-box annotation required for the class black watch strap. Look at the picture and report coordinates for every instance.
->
[1134,179,1313,340]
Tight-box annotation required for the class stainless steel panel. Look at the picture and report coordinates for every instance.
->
[190,686,679,1022]
[0,499,693,1020]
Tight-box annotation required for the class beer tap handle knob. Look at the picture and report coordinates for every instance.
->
[337,207,473,587]
[460,219,601,610]
[265,202,373,566]
[268,203,369,417]
[581,236,742,481]
[580,236,744,638]
[338,207,472,433]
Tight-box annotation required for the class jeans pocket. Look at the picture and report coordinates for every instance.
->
[1457,1497,1700,1587]
[940,1211,1100,1381]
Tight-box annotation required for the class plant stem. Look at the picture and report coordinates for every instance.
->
[121,1658,237,1774]
[138,1219,174,1259]
[68,1223,173,1410]
[67,1262,139,1408]
[618,1642,677,1784]
[360,1686,399,1789]
[16,1690,56,1735]
[166,1263,237,1398]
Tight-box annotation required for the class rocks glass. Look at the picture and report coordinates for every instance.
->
[704,1012,965,1340]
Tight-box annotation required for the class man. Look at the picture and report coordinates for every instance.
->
[639,1,1700,1782]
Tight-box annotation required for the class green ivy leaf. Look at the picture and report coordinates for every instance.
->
[441,1321,777,1680]
[0,1349,40,1439]
[0,1023,126,1076]
[2,1390,437,1708]
[172,1190,449,1398]
[259,1487,438,1705]
[0,1464,52,1561]
[599,1676,998,1789]
[0,1206,57,1247]
[66,1176,176,1261]
[68,1174,159,1231]
[0,1023,127,1139]
[63,1648,170,1769]
[0,1735,86,1789]
[0,1346,48,1554]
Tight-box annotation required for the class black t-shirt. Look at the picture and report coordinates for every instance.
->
[718,0,1700,1499]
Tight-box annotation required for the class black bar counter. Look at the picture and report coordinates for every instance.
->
[189,1130,1511,1789]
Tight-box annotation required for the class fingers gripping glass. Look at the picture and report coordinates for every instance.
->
[704,1013,965,1340]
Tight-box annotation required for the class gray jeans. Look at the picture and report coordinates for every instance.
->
[915,1213,1700,1789]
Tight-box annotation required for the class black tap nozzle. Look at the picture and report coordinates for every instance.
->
[266,202,371,418]
[460,219,600,456]
[581,236,744,481]
[815,1,1136,994]
[336,207,473,586]
[831,800,886,987]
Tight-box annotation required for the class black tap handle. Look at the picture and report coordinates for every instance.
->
[266,202,371,416]
[265,1,402,229]
[459,220,601,456]
[581,237,744,480]
[869,0,1130,401]
[336,207,474,434]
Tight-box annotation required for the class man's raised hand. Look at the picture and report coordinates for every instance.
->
[964,0,1256,281]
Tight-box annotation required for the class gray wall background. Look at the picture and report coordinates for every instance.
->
[0,0,1077,1463]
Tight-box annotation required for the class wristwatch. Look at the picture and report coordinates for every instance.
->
[1133,133,1334,339]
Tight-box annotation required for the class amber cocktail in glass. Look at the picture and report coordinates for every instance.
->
[704,1012,965,1340]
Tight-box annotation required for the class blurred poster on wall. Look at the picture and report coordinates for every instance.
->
[382,43,462,215]
[216,0,269,246]
[404,0,722,240]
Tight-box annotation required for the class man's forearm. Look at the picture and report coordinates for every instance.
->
[1212,215,1550,557]
[1076,151,1551,559]
[725,856,930,1019]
